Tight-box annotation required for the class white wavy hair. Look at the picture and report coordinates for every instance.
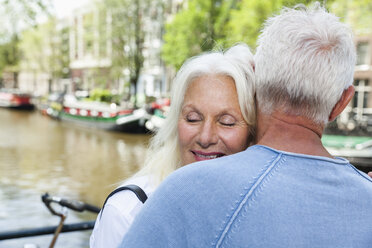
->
[254,3,356,124]
[133,43,256,186]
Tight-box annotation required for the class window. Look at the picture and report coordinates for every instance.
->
[353,79,372,119]
[356,42,370,65]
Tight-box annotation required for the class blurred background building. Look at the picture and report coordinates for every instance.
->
[0,0,372,130]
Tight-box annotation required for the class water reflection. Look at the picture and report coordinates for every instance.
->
[0,108,149,247]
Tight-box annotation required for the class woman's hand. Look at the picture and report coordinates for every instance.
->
[368,172,372,178]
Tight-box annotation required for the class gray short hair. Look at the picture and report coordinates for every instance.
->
[255,3,356,124]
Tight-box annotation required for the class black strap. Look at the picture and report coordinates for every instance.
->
[100,184,148,219]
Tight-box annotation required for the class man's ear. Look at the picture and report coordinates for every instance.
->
[328,85,355,122]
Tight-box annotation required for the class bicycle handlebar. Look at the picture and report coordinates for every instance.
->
[42,193,101,214]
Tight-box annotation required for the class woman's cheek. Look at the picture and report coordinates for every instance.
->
[221,127,250,153]
[178,121,197,147]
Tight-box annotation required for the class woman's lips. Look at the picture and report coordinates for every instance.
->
[191,150,225,161]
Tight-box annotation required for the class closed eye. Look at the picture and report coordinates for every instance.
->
[186,111,202,122]
[221,123,235,126]
[219,115,236,126]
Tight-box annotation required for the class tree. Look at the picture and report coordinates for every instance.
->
[18,26,44,91]
[98,0,152,106]
[162,0,237,70]
[330,0,372,35]
[0,0,50,88]
[223,0,332,49]
[0,35,21,82]
[161,0,336,69]
[19,18,70,93]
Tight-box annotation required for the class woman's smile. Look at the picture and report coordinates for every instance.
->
[191,150,225,161]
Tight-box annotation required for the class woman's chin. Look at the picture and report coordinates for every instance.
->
[194,156,215,162]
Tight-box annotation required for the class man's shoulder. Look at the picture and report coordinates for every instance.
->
[172,145,279,178]
[157,145,281,199]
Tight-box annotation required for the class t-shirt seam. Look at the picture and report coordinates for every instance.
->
[214,153,283,247]
[254,144,350,164]
[346,163,372,182]
[259,145,371,183]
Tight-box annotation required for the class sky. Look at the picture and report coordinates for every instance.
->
[52,0,90,18]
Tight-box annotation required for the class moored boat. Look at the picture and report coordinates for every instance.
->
[145,98,170,132]
[36,92,65,116]
[322,134,372,172]
[145,108,167,132]
[46,96,151,133]
[0,88,34,110]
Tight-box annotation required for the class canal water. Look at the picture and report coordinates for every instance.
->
[0,108,150,247]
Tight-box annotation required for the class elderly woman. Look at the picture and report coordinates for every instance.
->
[90,43,256,248]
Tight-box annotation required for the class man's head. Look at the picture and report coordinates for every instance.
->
[255,3,356,124]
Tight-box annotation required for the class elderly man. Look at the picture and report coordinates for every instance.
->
[120,3,372,247]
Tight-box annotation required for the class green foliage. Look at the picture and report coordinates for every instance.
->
[162,0,237,70]
[97,0,154,106]
[161,4,205,70]
[0,0,50,83]
[330,0,372,35]
[88,88,114,103]
[226,0,318,49]
[162,0,339,69]
[19,18,70,80]
[0,34,21,78]
[0,0,51,42]
[20,25,47,73]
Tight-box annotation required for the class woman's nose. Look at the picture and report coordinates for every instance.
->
[197,121,218,148]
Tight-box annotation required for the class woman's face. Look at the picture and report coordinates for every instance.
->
[178,74,251,166]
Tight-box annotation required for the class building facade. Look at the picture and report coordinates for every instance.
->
[337,35,372,132]
[68,0,183,106]
[18,17,70,96]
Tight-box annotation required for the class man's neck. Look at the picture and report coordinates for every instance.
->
[256,110,333,158]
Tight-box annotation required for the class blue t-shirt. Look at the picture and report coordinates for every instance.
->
[121,145,372,247]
